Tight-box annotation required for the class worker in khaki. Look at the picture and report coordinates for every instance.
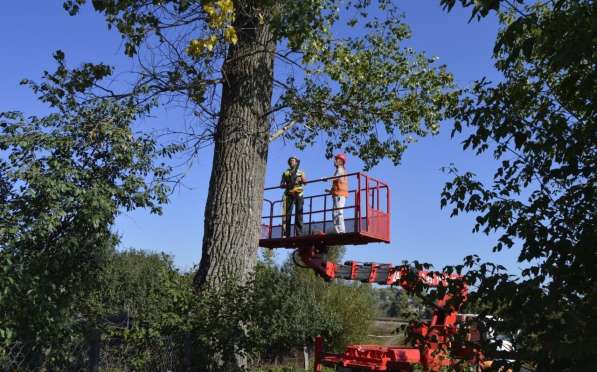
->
[330,153,348,233]
[280,156,306,237]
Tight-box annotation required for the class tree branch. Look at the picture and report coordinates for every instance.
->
[269,119,298,142]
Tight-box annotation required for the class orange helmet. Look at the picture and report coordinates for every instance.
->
[334,153,347,164]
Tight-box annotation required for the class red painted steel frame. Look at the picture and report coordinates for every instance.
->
[298,245,477,372]
[260,172,390,248]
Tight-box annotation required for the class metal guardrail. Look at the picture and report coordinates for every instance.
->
[261,172,390,242]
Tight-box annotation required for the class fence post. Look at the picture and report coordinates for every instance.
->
[303,344,309,370]
[87,329,101,372]
[184,332,194,371]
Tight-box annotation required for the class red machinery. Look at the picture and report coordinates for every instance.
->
[305,255,476,372]
[260,173,481,371]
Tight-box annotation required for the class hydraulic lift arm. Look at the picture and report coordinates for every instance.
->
[296,245,467,302]
[295,245,478,372]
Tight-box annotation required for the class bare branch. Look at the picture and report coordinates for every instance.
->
[269,119,298,141]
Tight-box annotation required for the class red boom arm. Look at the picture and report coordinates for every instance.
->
[296,245,479,372]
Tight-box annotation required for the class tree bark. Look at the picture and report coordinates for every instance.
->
[194,6,275,290]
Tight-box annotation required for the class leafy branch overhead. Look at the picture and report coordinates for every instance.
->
[64,0,457,169]
[440,0,596,369]
[281,15,456,168]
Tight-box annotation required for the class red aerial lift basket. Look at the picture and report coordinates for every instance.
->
[259,172,391,249]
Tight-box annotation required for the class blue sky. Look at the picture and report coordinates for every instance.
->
[0,1,520,272]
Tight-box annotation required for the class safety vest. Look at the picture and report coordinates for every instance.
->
[332,168,349,197]
[282,168,305,195]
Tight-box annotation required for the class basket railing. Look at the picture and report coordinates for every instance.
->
[261,172,390,241]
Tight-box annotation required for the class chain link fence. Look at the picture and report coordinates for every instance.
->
[97,335,187,371]
[1,334,189,371]
[1,342,30,371]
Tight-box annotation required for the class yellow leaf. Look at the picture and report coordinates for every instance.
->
[224,26,238,45]
[205,35,218,51]
[209,16,225,28]
[216,0,234,14]
[203,3,217,17]
[186,35,218,56]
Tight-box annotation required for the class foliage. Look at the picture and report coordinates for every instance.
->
[374,287,401,317]
[281,10,457,167]
[63,0,457,169]
[248,263,339,361]
[439,0,596,370]
[373,287,424,320]
[86,249,192,329]
[0,52,170,368]
[283,249,376,352]
[66,249,376,370]
[183,263,326,369]
[2,242,376,369]
[319,277,377,350]
[81,249,194,369]
[184,257,376,369]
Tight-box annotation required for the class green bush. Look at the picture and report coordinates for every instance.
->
[82,249,194,370]
[78,249,377,370]
[3,244,377,370]
[187,259,376,369]
[0,53,170,369]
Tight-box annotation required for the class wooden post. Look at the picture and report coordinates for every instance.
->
[303,344,309,370]
[87,329,100,372]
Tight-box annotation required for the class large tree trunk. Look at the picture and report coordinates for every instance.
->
[194,7,275,290]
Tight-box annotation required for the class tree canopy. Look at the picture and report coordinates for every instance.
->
[64,0,456,167]
[439,0,596,369]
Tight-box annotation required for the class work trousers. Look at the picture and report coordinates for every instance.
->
[283,192,303,237]
[333,196,346,233]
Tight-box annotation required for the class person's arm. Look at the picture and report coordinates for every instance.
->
[325,178,331,193]
[280,173,287,188]
[299,171,307,184]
